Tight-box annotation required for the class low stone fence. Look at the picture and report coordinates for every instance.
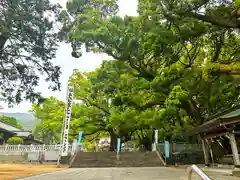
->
[0,144,74,164]
[0,144,73,153]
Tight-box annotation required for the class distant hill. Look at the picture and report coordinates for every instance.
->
[0,112,38,131]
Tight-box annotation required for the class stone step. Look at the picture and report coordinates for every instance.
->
[71,164,165,168]
[70,151,164,168]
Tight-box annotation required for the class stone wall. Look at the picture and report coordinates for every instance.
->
[0,154,28,163]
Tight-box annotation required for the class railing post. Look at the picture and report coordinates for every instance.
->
[30,144,33,152]
[155,143,167,166]
[186,166,193,180]
[5,144,8,152]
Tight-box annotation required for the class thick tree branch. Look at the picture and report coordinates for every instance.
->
[87,133,101,142]
[211,64,240,75]
[139,100,165,110]
[69,127,107,137]
[83,97,110,115]
[181,99,204,125]
[183,12,240,28]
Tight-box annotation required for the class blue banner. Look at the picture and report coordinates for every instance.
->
[117,137,121,152]
[164,141,169,158]
[78,131,84,145]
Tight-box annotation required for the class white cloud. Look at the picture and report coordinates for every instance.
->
[0,0,138,113]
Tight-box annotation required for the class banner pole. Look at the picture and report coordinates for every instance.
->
[57,83,74,167]
[57,84,68,168]
[57,118,64,168]
[57,112,65,167]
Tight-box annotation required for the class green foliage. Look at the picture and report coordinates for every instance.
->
[30,96,97,144]
[66,0,240,125]
[29,97,65,144]
[58,0,119,57]
[68,60,192,149]
[29,0,240,147]
[0,115,23,129]
[0,0,62,105]
[234,0,240,7]
[7,136,23,145]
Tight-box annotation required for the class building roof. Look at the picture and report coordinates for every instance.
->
[187,105,240,136]
[0,121,32,137]
[14,131,32,137]
[0,121,22,131]
[0,120,43,144]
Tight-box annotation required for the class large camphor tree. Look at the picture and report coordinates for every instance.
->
[63,0,240,125]
[31,59,191,150]
[69,60,183,150]
[43,0,240,150]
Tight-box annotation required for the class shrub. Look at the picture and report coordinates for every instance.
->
[7,136,23,145]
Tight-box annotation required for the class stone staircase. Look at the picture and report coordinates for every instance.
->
[70,151,165,168]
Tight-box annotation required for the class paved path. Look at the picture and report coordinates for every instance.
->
[17,167,240,180]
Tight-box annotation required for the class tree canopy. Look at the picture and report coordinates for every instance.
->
[69,60,194,149]
[65,0,240,124]
[0,115,22,129]
[30,0,240,150]
[30,96,104,144]
[0,0,62,105]
[30,97,65,144]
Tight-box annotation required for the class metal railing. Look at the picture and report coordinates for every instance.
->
[186,164,211,180]
[155,144,166,166]
[69,144,85,167]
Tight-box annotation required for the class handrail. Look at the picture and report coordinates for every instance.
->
[186,164,211,180]
[69,145,82,167]
[155,144,166,166]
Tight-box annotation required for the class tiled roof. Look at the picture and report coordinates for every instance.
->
[0,121,22,131]
[14,131,31,137]
[187,106,240,136]
[0,122,32,137]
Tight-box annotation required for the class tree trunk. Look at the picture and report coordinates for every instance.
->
[182,99,204,125]
[140,138,152,151]
[109,132,117,151]
[0,35,9,51]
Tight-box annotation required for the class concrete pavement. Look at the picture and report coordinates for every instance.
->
[17,167,240,180]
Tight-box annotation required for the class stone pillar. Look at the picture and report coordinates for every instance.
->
[202,139,210,167]
[71,139,78,156]
[152,130,158,151]
[229,132,240,166]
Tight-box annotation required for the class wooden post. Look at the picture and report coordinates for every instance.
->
[201,139,210,167]
[229,131,240,166]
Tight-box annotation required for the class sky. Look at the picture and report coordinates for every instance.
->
[0,0,138,113]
